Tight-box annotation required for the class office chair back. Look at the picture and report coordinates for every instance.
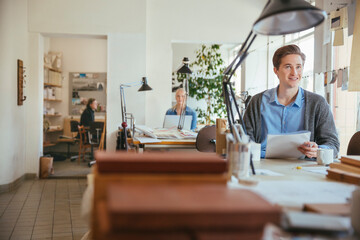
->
[196,125,216,152]
[70,120,80,134]
[347,131,360,155]
[89,122,105,144]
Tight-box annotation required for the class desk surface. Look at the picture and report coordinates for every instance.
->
[130,138,196,145]
[230,158,357,208]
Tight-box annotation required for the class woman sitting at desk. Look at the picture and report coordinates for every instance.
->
[80,98,98,127]
[166,88,197,131]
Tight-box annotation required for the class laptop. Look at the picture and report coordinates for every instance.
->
[163,115,192,131]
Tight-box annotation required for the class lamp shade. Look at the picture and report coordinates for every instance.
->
[138,77,152,91]
[253,0,327,36]
[177,57,192,74]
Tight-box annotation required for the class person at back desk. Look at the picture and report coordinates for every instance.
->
[166,88,197,131]
[243,44,339,159]
[80,98,98,127]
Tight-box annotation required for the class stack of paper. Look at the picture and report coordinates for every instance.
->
[266,131,311,159]
[135,125,197,139]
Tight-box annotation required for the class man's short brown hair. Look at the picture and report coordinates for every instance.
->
[272,44,306,70]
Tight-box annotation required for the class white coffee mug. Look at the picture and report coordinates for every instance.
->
[317,148,334,165]
[250,142,261,162]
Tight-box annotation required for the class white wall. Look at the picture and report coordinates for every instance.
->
[107,33,146,151]
[28,0,146,34]
[47,37,107,127]
[0,0,28,185]
[25,33,44,175]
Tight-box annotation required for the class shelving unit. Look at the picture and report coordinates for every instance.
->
[43,143,56,147]
[44,114,62,117]
[44,98,62,102]
[44,83,62,88]
[43,64,64,149]
[47,128,63,133]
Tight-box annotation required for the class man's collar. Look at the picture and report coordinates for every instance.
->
[266,86,303,107]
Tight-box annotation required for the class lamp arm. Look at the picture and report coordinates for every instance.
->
[222,31,257,129]
[224,31,256,76]
[120,80,142,88]
[120,86,126,123]
[222,30,257,176]
[178,77,189,130]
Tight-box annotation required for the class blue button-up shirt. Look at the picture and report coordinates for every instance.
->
[260,86,305,158]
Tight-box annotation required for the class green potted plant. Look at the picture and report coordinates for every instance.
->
[177,44,227,125]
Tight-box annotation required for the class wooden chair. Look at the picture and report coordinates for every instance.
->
[347,131,360,155]
[78,125,91,164]
[87,122,105,167]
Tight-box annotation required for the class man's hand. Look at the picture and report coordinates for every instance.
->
[298,141,318,158]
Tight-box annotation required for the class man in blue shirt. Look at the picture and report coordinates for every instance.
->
[244,45,339,158]
[166,88,197,131]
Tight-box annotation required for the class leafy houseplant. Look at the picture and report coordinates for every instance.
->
[177,44,227,124]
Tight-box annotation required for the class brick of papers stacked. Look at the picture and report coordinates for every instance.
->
[327,156,360,185]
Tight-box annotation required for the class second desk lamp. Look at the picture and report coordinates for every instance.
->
[176,57,192,130]
[118,77,152,150]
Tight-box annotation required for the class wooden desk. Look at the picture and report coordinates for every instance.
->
[129,138,196,152]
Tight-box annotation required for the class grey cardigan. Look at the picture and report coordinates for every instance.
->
[243,89,339,157]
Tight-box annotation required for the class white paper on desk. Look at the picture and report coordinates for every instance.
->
[285,211,351,232]
[266,131,311,159]
[302,166,329,175]
[134,137,161,144]
[255,169,284,176]
[228,181,357,207]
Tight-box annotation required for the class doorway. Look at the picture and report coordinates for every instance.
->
[42,34,107,178]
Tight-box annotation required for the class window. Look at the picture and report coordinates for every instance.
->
[332,28,358,155]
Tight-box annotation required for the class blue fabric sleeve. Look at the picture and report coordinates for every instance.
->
[190,110,197,131]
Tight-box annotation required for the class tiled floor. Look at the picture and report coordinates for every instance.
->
[0,179,88,240]
[51,159,91,178]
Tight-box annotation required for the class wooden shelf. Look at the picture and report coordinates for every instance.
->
[44,114,62,117]
[47,128,63,133]
[44,98,62,102]
[43,143,56,147]
[44,66,62,73]
[44,83,62,88]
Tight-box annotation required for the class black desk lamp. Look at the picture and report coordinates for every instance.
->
[118,77,152,150]
[223,0,327,174]
[176,57,192,130]
[120,77,152,124]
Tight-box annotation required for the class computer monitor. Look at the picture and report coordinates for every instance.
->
[163,115,192,131]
